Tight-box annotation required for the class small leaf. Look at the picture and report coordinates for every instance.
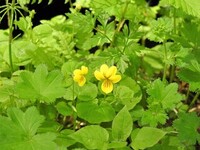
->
[69,125,109,149]
[131,127,166,149]
[112,106,133,141]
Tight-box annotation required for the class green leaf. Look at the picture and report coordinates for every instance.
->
[55,129,76,147]
[0,78,14,102]
[141,104,168,127]
[173,112,200,145]
[69,125,109,149]
[0,106,57,150]
[131,127,166,149]
[112,106,133,141]
[160,0,200,18]
[147,79,183,110]
[7,106,45,136]
[177,60,200,92]
[76,101,115,124]
[107,141,127,149]
[55,101,73,116]
[16,64,66,103]
[147,17,173,42]
[114,77,142,110]
[78,83,98,101]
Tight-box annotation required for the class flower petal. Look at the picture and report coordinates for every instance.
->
[105,66,117,78]
[100,64,109,75]
[73,75,86,86]
[109,75,121,83]
[101,80,113,94]
[73,74,81,82]
[73,69,82,76]
[78,76,86,86]
[94,70,105,81]
[81,66,88,74]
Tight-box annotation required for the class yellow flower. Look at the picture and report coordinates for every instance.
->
[73,66,88,86]
[94,64,121,94]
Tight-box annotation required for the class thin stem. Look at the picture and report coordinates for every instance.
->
[72,81,77,130]
[169,8,177,83]
[69,0,73,9]
[0,9,9,23]
[111,0,129,46]
[162,40,168,81]
[189,92,200,108]
[94,27,112,43]
[169,64,175,82]
[186,86,190,101]
[7,0,15,73]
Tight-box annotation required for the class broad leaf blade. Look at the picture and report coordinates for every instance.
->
[0,107,57,150]
[76,102,115,124]
[131,127,166,149]
[69,125,109,149]
[161,0,200,18]
[16,64,66,103]
[112,106,133,141]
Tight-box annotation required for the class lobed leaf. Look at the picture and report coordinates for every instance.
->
[16,64,66,103]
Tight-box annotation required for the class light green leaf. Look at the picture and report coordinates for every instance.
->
[147,79,183,110]
[76,101,115,124]
[0,78,14,102]
[7,106,45,136]
[131,127,166,149]
[55,129,76,147]
[160,0,200,18]
[112,106,133,141]
[78,83,98,101]
[141,104,168,127]
[115,77,142,110]
[107,141,127,149]
[15,64,66,103]
[69,125,109,149]
[55,101,73,116]
[0,106,57,150]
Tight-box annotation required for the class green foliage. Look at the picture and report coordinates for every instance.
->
[178,60,200,92]
[160,0,200,18]
[147,79,183,110]
[112,106,132,141]
[69,125,109,149]
[173,112,200,146]
[131,127,166,149]
[76,101,115,124]
[0,106,57,150]
[15,64,66,103]
[0,0,200,149]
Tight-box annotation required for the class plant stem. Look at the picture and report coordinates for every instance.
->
[162,40,168,81]
[6,0,15,73]
[111,0,129,46]
[72,81,77,130]
[169,8,177,83]
[169,64,175,82]
[189,92,200,108]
